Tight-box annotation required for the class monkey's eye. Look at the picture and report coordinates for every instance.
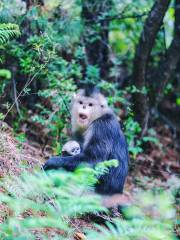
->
[89,103,93,107]
[79,101,83,105]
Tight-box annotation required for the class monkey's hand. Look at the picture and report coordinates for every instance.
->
[42,157,64,171]
[42,154,86,171]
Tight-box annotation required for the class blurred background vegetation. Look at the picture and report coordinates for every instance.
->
[0,0,179,239]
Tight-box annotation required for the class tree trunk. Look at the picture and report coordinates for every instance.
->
[25,0,44,9]
[82,0,112,79]
[132,0,171,134]
[154,0,180,105]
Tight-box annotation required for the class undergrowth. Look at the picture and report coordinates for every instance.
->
[0,161,177,240]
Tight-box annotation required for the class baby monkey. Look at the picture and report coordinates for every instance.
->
[62,140,81,156]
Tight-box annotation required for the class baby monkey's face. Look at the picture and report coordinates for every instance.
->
[62,141,80,156]
[70,145,80,155]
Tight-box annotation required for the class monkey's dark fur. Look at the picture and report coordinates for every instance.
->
[43,88,129,195]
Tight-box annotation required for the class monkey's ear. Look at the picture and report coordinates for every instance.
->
[72,93,77,100]
[97,93,108,107]
[76,89,84,97]
[72,89,84,101]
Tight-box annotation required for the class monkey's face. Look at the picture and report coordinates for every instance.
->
[71,95,106,131]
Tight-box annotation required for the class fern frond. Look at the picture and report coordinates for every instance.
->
[0,23,20,44]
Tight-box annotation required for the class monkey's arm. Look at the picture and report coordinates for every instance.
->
[43,153,96,171]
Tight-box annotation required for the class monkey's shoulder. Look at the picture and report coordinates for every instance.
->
[94,113,120,127]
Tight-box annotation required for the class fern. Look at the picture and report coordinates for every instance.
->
[0,162,111,239]
[0,23,20,44]
[86,191,175,240]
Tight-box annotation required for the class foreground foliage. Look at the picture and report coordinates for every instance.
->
[0,23,20,44]
[0,163,177,240]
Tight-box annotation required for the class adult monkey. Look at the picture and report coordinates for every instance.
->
[43,87,129,195]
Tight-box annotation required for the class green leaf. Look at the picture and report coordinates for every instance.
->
[0,69,11,79]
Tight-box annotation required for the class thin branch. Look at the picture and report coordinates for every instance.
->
[12,68,21,117]
[3,64,48,120]
[85,12,148,24]
[102,12,148,22]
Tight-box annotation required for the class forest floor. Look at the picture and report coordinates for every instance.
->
[0,120,179,238]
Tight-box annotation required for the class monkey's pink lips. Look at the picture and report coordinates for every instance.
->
[79,114,88,120]
[78,114,88,125]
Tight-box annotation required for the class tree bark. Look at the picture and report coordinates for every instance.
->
[82,0,112,79]
[132,0,171,134]
[154,0,180,104]
[24,0,44,9]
